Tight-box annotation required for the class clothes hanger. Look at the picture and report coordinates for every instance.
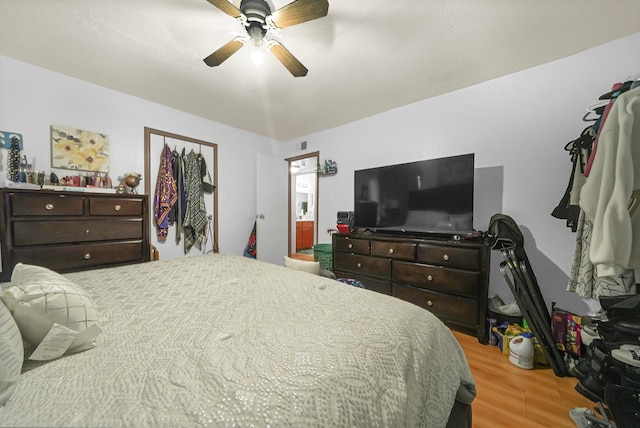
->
[582,110,601,122]
[599,80,634,100]
[624,72,640,82]
[586,100,608,113]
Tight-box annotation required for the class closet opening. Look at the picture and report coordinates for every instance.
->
[144,127,218,260]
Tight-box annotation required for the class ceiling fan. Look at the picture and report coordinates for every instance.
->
[204,0,329,77]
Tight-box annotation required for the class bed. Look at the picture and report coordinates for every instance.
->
[0,253,475,427]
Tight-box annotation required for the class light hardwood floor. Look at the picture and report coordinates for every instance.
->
[295,254,593,426]
[452,330,594,428]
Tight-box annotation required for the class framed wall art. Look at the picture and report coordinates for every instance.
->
[51,124,110,172]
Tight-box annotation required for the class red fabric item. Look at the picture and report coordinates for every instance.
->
[584,82,623,177]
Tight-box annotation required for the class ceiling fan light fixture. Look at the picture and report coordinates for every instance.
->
[250,48,265,65]
[204,0,330,76]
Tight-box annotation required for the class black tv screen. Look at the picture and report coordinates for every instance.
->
[353,153,475,235]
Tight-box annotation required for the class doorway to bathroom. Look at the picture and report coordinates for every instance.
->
[286,152,319,260]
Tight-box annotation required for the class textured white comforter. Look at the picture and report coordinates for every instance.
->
[0,254,475,427]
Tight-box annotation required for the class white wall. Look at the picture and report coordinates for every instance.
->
[3,32,640,315]
[285,32,640,315]
[0,55,282,256]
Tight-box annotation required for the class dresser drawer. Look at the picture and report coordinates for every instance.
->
[370,240,416,261]
[10,193,84,216]
[393,283,478,328]
[89,197,143,216]
[12,219,143,246]
[334,236,370,255]
[417,244,480,270]
[393,261,479,298]
[333,253,391,279]
[334,270,392,295]
[12,240,145,273]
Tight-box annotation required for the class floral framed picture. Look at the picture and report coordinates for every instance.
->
[51,124,110,172]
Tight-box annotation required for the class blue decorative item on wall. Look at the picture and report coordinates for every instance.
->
[0,131,23,150]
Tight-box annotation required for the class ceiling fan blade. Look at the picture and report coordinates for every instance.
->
[270,0,329,29]
[203,38,245,67]
[269,41,308,77]
[205,0,242,18]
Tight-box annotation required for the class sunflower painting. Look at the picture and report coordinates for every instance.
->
[51,124,110,172]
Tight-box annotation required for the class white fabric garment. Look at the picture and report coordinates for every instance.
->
[580,86,640,277]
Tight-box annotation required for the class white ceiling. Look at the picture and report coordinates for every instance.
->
[2,0,640,142]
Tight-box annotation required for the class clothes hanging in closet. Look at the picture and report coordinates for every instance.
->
[579,85,640,277]
[169,147,186,243]
[582,82,625,177]
[563,81,640,298]
[182,149,208,253]
[567,210,636,299]
[153,144,178,240]
[552,81,640,230]
[551,127,594,231]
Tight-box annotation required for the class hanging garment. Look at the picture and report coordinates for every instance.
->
[183,150,208,253]
[567,210,636,299]
[153,144,178,240]
[552,127,594,231]
[583,82,624,177]
[579,85,640,277]
[199,154,215,194]
[169,148,186,244]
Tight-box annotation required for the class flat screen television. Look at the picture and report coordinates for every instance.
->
[353,153,475,235]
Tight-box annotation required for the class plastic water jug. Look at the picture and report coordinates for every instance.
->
[508,332,534,369]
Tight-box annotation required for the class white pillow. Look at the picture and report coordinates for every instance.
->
[284,256,320,275]
[0,298,23,406]
[1,264,102,354]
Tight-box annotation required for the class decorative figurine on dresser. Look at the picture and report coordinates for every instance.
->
[0,188,150,281]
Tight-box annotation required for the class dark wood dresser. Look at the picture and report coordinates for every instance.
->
[333,232,490,343]
[0,189,150,281]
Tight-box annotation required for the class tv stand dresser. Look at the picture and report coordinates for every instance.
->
[332,232,490,343]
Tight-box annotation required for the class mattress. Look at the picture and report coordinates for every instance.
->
[0,253,475,427]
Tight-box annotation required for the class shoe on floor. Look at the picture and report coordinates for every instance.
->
[568,407,593,428]
[581,325,600,347]
[612,346,640,367]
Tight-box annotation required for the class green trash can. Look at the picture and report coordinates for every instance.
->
[313,244,333,271]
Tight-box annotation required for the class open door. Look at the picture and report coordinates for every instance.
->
[256,152,288,265]
[286,152,319,257]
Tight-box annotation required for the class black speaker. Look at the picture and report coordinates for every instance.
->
[337,211,354,233]
[337,211,354,228]
[337,211,353,224]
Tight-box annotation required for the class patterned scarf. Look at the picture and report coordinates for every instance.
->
[153,144,178,240]
[182,150,208,252]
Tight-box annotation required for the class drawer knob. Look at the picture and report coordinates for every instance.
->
[114,204,122,211]
[427,300,433,307]
[45,203,54,210]
[427,275,433,281]
[389,248,394,254]
[443,254,450,261]
[357,262,362,268]
[348,243,353,249]
[85,229,90,234]
[83,253,92,260]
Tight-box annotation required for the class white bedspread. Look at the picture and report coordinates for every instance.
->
[0,254,475,427]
